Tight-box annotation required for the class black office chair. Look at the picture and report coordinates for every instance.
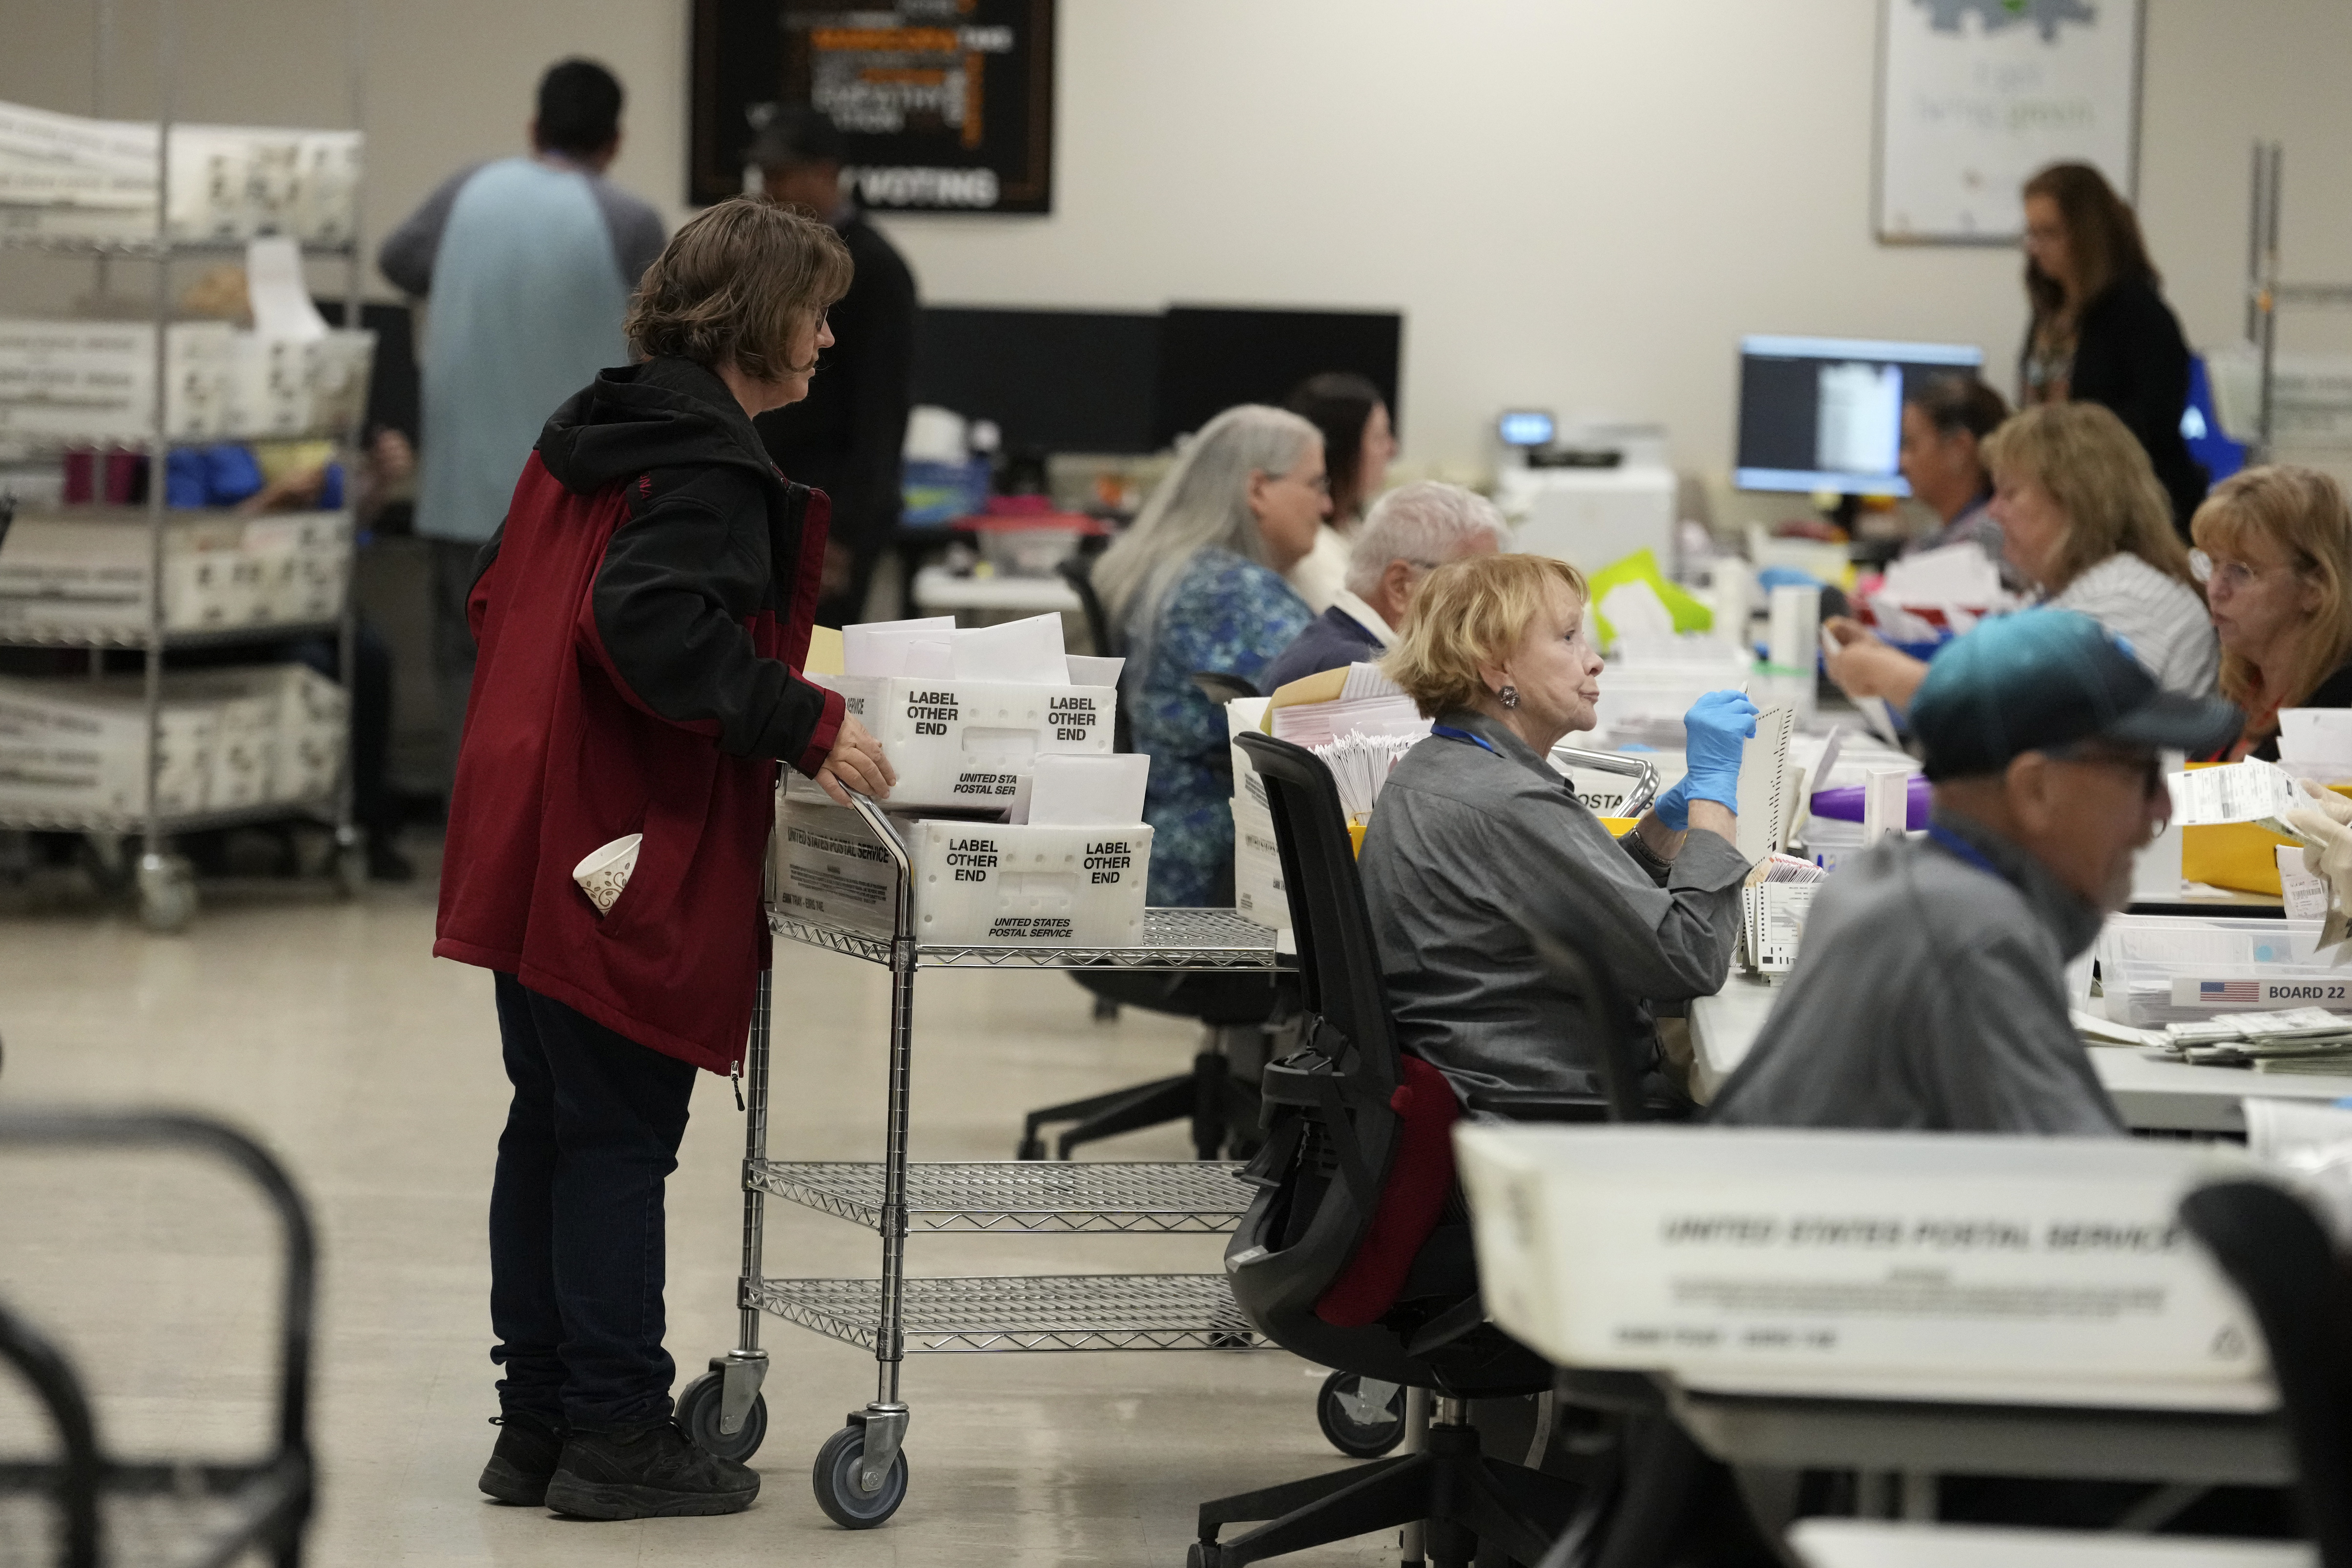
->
[1188,733,1645,1568]
[1022,556,1288,1161]
[2180,1179,2352,1568]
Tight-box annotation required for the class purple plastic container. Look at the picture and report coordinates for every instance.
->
[1810,774,1931,830]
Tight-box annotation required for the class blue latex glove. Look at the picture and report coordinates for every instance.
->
[1653,689,1762,830]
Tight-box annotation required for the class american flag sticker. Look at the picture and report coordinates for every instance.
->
[2171,977,2262,1007]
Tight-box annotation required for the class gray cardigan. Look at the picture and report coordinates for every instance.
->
[1710,809,2123,1134]
[1358,711,1749,1102]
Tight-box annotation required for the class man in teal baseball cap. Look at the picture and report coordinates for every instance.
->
[1713,609,2241,1132]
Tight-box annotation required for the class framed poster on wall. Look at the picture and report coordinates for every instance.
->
[1875,0,2142,244]
[690,0,1055,213]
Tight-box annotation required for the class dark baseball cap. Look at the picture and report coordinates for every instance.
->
[748,107,845,170]
[1909,609,2242,780]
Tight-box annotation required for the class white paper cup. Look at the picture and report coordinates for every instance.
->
[572,834,641,916]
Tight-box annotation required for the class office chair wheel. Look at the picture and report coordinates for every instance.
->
[812,1422,908,1528]
[1187,1543,1219,1568]
[676,1369,767,1462]
[1316,1369,1407,1459]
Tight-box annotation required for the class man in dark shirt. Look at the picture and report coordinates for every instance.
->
[1259,481,1507,692]
[752,110,919,627]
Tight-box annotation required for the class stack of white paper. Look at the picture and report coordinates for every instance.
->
[1311,731,1422,823]
[1023,753,1149,827]
[843,614,1073,684]
[2278,709,2352,785]
[1268,663,1429,749]
[1878,541,2006,608]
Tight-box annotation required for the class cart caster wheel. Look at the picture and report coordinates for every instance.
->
[331,841,367,900]
[812,1423,907,1529]
[1016,1135,1047,1160]
[676,1370,767,1461]
[1316,1369,1406,1459]
[136,855,197,933]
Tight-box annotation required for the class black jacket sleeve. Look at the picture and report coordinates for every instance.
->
[584,464,838,766]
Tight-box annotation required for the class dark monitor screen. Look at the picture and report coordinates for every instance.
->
[911,307,1161,454]
[1734,334,1984,495]
[1154,306,1402,447]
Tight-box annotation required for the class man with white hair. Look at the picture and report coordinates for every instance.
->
[1259,480,1509,690]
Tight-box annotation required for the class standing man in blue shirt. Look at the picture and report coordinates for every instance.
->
[379,59,667,796]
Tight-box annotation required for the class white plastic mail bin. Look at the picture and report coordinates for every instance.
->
[1454,1125,2271,1409]
[811,674,1115,810]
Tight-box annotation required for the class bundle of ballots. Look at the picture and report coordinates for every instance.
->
[2161,1007,2352,1074]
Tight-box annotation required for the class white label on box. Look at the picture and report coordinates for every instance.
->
[2167,976,2352,1009]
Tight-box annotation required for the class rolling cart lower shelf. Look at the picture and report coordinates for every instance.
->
[697,795,1287,1529]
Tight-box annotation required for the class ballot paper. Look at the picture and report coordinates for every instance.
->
[1268,662,1428,749]
[1024,752,1149,827]
[2278,708,2352,783]
[245,236,327,342]
[1740,853,1827,974]
[843,617,957,678]
[949,613,1068,684]
[1733,704,1798,865]
[2166,758,2320,844]
[1311,731,1422,824]
[1066,655,1123,688]
[1878,541,2004,607]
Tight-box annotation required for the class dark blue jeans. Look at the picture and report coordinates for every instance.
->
[489,973,697,1430]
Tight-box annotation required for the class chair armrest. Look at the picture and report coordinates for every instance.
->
[1465,1090,1612,1123]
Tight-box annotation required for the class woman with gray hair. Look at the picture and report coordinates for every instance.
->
[1259,480,1509,691]
[1093,404,1325,904]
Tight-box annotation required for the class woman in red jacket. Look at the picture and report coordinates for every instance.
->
[436,197,893,1520]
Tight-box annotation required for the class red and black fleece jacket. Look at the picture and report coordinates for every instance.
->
[435,355,844,1073]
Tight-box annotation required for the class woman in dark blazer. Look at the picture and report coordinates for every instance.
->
[2019,162,2208,536]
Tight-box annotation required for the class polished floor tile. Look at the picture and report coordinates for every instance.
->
[0,851,1402,1565]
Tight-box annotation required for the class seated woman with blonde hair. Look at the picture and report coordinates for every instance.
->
[2191,464,2352,759]
[1826,400,2217,705]
[1359,553,1757,1107]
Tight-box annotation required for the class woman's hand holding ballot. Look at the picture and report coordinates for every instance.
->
[2286,780,2352,919]
[1653,689,1760,830]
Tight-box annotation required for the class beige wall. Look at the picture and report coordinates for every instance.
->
[7,0,2350,476]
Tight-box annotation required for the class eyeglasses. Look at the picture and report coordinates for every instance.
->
[2189,547,2295,594]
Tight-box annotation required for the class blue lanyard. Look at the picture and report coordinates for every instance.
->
[1430,723,1500,756]
[1926,823,2005,883]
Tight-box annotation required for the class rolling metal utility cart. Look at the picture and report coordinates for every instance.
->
[683,793,1285,1529]
[0,1109,317,1568]
[0,2,371,930]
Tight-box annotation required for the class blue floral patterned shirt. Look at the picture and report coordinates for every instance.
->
[1124,549,1312,906]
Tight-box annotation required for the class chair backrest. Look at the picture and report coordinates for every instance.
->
[1227,732,1423,1378]
[2180,1179,2352,1567]
[1056,553,1132,754]
[1056,553,1116,660]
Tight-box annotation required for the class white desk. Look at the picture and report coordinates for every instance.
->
[1791,1520,2313,1568]
[1687,972,2352,1133]
[909,565,1081,617]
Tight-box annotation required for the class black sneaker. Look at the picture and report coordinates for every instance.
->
[544,1419,760,1519]
[478,1411,565,1506]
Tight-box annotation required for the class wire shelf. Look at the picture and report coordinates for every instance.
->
[0,794,335,836]
[747,1159,1254,1233]
[0,230,358,259]
[0,1459,303,1568]
[747,1273,1265,1354]
[0,619,342,652]
[767,905,1285,972]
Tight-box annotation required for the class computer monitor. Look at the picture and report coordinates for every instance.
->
[1734,335,1985,496]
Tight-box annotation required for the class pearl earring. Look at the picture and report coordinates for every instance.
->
[1499,684,1521,709]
